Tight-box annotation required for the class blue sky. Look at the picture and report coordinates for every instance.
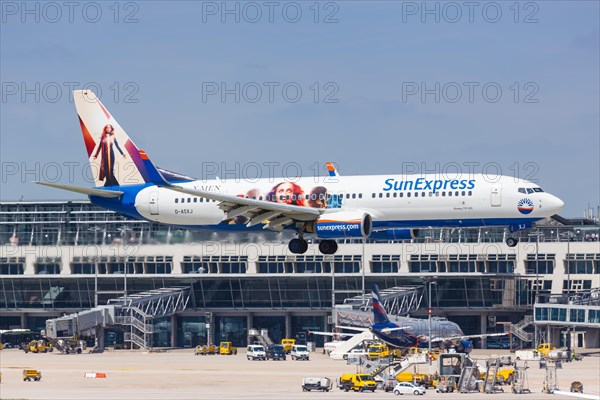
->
[1,1,598,217]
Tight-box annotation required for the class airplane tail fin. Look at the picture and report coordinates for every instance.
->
[74,90,162,188]
[371,284,390,325]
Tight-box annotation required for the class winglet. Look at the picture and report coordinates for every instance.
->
[326,162,339,177]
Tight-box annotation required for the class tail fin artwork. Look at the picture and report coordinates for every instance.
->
[371,284,391,325]
[74,90,158,188]
[325,161,339,177]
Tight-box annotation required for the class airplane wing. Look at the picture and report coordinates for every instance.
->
[430,332,508,343]
[379,326,413,333]
[335,325,370,332]
[307,330,354,338]
[168,185,325,230]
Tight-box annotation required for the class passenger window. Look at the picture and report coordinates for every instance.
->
[399,192,404,198]
[352,193,356,199]
[407,192,411,198]
[421,192,425,197]
[455,191,459,196]
[372,193,376,198]
[468,191,472,196]
[386,193,390,198]
[175,198,179,203]
[393,192,397,198]
[193,198,197,203]
[359,193,363,199]
[379,193,383,198]
[461,191,465,196]
[187,198,191,203]
[448,192,452,197]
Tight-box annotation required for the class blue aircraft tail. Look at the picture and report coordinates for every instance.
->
[372,284,390,325]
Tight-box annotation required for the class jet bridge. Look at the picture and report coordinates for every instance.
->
[45,286,192,351]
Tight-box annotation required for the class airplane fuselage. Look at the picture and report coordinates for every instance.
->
[96,173,563,233]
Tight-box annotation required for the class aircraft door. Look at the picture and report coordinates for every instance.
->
[149,190,159,215]
[490,185,502,207]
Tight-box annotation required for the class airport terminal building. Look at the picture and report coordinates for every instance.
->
[1,200,599,349]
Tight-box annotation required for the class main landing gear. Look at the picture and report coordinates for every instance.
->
[288,237,338,255]
[506,237,519,247]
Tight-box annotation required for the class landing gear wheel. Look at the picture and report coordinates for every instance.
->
[506,237,519,247]
[288,238,308,254]
[318,240,338,255]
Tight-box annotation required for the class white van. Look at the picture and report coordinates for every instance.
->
[291,344,309,361]
[246,344,266,360]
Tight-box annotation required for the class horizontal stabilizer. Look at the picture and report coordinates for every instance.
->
[35,182,123,198]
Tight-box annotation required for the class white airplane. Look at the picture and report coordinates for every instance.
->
[37,90,565,254]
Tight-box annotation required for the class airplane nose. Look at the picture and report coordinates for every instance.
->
[547,195,565,213]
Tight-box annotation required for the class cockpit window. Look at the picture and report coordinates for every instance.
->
[518,188,526,194]
[533,188,544,192]
[526,188,534,194]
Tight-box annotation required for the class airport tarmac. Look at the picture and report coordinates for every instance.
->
[0,348,598,400]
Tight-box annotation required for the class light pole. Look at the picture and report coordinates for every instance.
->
[427,279,437,373]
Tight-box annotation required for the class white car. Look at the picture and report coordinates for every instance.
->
[393,382,426,395]
[246,344,266,360]
[290,344,309,360]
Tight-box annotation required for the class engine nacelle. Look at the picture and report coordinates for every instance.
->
[310,211,372,239]
[369,229,420,241]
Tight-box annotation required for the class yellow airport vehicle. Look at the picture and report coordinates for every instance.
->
[23,340,47,353]
[338,373,377,392]
[536,343,556,357]
[367,342,390,359]
[281,338,295,353]
[396,371,435,387]
[219,341,237,355]
[194,345,207,355]
[23,369,42,382]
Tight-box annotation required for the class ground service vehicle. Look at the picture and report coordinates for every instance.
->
[219,342,237,355]
[302,377,332,392]
[23,340,47,353]
[246,344,266,360]
[536,343,556,357]
[367,343,390,359]
[496,368,515,384]
[291,344,309,360]
[266,344,286,360]
[435,379,455,393]
[338,373,377,392]
[393,382,426,395]
[396,372,436,388]
[23,370,42,382]
[281,338,295,353]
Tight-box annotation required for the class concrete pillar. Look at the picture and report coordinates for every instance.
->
[247,313,254,345]
[96,326,105,351]
[21,313,28,329]
[171,315,177,347]
[480,313,487,348]
[285,312,292,338]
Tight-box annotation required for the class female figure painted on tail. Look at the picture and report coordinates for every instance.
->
[93,124,126,187]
